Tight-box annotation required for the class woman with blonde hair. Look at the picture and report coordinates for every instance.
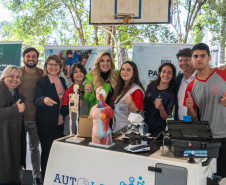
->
[0,65,26,185]
[34,54,67,180]
[84,51,118,114]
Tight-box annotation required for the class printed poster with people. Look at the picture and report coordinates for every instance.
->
[44,45,112,77]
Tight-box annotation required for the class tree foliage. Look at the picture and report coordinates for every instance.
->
[1,0,225,62]
[191,0,226,46]
[171,0,207,43]
[0,0,92,45]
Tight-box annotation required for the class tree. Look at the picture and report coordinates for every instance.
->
[171,0,207,43]
[0,0,92,46]
[0,21,9,38]
[190,0,226,63]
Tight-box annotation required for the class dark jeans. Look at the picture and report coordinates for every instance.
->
[37,124,64,181]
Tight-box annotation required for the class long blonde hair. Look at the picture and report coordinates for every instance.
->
[90,51,118,91]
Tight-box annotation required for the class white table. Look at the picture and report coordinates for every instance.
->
[44,136,216,185]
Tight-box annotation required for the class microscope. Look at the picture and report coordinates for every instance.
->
[124,112,150,152]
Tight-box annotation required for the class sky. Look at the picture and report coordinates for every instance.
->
[0,4,12,22]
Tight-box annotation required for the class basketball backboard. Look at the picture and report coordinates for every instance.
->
[90,0,172,25]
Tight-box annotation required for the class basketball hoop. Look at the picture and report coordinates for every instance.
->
[113,13,135,24]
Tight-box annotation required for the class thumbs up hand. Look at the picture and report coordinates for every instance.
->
[221,90,226,107]
[16,99,25,113]
[125,93,133,105]
[85,79,92,94]
[155,98,163,110]
[186,91,194,109]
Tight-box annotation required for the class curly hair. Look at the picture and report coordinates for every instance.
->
[90,51,118,91]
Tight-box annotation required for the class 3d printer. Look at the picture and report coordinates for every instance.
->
[165,120,221,163]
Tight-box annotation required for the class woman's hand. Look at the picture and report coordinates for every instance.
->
[155,98,169,120]
[155,98,164,110]
[44,97,57,106]
[125,93,133,105]
[16,99,25,113]
[85,79,92,94]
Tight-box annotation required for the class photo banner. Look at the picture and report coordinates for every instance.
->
[0,41,22,76]
[133,43,194,120]
[132,43,194,89]
[44,45,112,72]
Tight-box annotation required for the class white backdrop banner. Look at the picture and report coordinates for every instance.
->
[132,43,194,89]
[44,45,112,72]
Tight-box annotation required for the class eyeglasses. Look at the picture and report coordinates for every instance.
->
[178,58,191,63]
[48,63,60,67]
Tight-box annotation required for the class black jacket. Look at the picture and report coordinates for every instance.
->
[34,76,67,127]
[175,73,184,120]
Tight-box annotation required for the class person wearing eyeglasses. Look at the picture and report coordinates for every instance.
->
[175,48,226,120]
[175,48,196,120]
[33,55,67,181]
[0,65,26,185]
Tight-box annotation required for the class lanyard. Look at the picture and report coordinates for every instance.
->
[8,89,19,100]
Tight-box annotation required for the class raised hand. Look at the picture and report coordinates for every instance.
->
[155,98,163,110]
[44,97,57,106]
[125,93,133,105]
[85,79,92,94]
[16,99,25,113]
[221,90,226,107]
[186,91,194,109]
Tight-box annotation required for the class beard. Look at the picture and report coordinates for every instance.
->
[24,60,38,68]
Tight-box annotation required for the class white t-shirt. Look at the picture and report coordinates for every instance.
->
[178,71,196,120]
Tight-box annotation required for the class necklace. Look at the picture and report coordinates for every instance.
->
[155,89,165,102]
[57,78,63,98]
[49,76,63,98]
[155,85,167,103]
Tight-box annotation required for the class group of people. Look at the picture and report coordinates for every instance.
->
[57,50,91,78]
[0,42,226,185]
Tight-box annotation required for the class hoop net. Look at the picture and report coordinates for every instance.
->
[113,13,135,24]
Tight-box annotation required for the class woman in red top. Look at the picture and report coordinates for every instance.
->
[111,61,144,132]
[61,63,88,135]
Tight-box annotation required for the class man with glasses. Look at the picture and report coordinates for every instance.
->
[175,47,225,120]
[175,48,196,120]
[18,47,43,185]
